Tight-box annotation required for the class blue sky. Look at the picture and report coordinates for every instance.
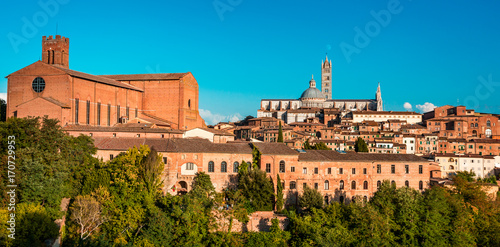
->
[1,0,500,124]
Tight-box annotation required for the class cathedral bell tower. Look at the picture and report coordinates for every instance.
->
[321,55,332,99]
[376,82,383,111]
[42,35,69,68]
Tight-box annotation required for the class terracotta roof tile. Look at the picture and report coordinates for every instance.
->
[53,66,144,92]
[299,150,428,162]
[353,111,421,116]
[63,125,183,134]
[95,137,252,153]
[251,142,298,155]
[100,73,188,81]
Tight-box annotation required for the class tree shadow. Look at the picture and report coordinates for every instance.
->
[257,217,270,232]
[225,174,239,190]
[332,189,347,204]
[241,222,249,233]
[285,190,298,210]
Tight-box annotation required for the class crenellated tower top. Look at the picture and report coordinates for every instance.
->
[42,35,69,68]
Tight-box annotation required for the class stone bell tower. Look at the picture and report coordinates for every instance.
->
[321,55,332,99]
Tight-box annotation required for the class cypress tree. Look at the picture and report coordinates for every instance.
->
[276,174,284,212]
[277,122,284,142]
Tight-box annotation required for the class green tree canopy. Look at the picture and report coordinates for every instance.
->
[299,185,323,211]
[0,99,6,122]
[354,137,369,152]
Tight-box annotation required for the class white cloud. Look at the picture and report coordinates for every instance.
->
[403,102,412,111]
[416,102,437,113]
[199,109,242,125]
[0,93,6,102]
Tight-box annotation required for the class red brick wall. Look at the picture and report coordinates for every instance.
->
[7,62,72,118]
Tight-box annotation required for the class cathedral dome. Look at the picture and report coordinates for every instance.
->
[300,75,325,99]
[300,87,324,99]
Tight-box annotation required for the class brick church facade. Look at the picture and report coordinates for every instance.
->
[6,35,205,130]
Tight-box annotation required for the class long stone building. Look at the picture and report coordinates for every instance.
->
[94,138,441,205]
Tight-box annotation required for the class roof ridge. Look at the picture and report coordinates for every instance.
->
[53,65,144,92]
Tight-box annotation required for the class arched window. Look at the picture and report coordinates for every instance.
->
[472,130,477,137]
[475,123,478,127]
[405,180,409,187]
[208,161,214,173]
[290,181,296,190]
[363,181,368,190]
[486,129,492,137]
[391,180,396,187]
[233,161,239,173]
[351,181,356,190]
[279,160,285,173]
[339,180,344,190]
[487,120,491,127]
[339,196,344,204]
[449,165,455,170]
[221,161,227,173]
[471,123,474,128]
[324,180,329,190]
[419,181,423,190]
[363,196,368,202]
[377,180,381,189]
[324,196,329,205]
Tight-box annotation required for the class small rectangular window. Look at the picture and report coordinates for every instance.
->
[314,183,318,190]
[339,168,343,174]
[419,165,423,174]
[314,167,318,174]
[352,168,356,174]
[163,157,167,164]
[303,168,307,174]
[328,168,332,174]
[363,168,367,174]
[291,166,295,172]
[405,165,409,174]
[391,165,395,174]
[266,163,271,173]
[135,108,138,118]
[186,163,194,170]
[126,106,129,119]
[110,154,114,160]
[377,164,381,174]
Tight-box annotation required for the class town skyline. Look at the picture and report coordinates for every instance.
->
[1,1,500,125]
